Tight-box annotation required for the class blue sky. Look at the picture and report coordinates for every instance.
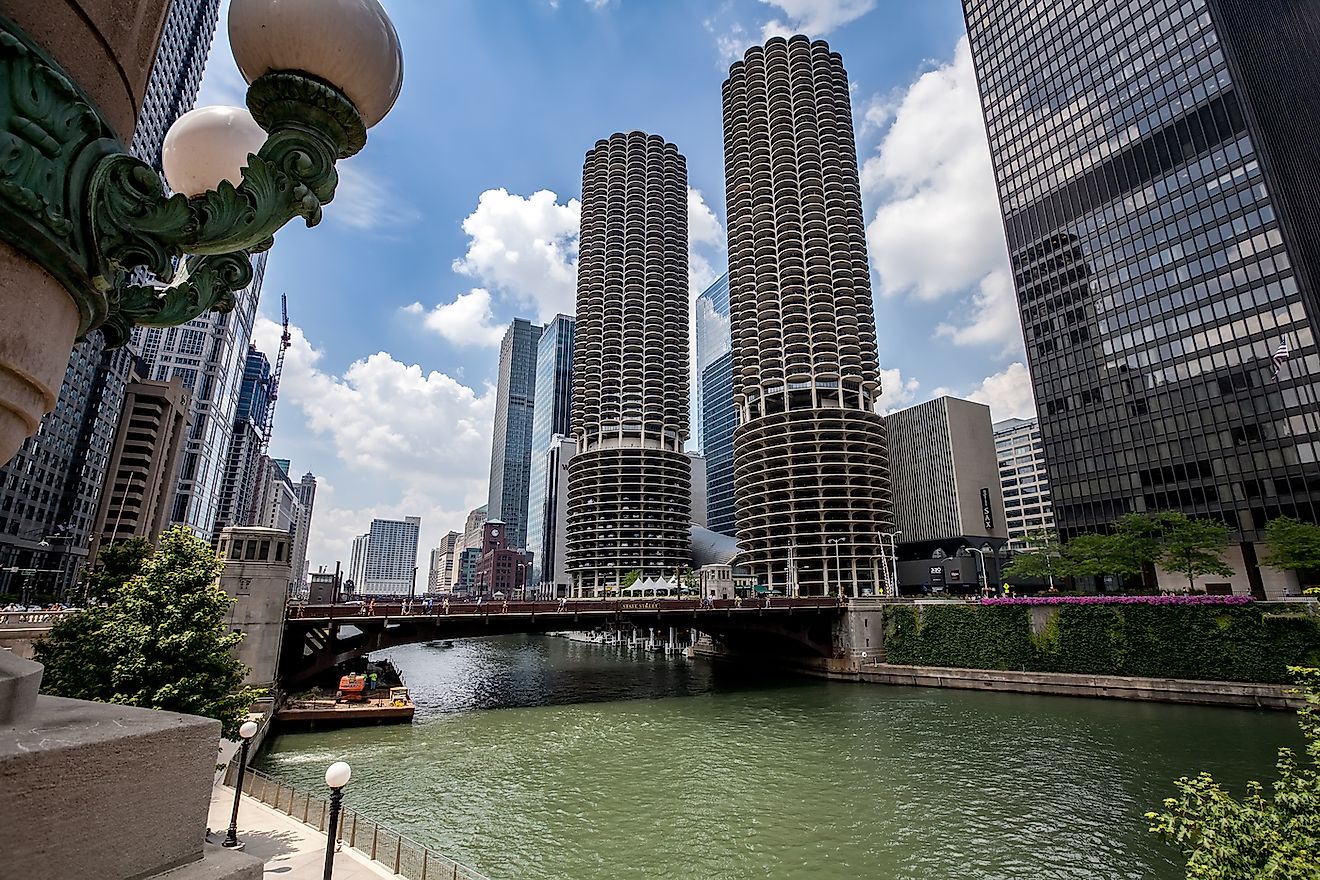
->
[197,0,1037,573]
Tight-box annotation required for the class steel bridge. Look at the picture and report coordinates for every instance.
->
[280,597,847,687]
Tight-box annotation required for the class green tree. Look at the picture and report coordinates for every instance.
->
[35,526,257,737]
[1002,530,1064,587]
[1262,517,1320,579]
[1158,513,1233,591]
[1111,513,1166,588]
[1058,532,1121,579]
[79,536,154,604]
[1148,666,1320,879]
[620,569,642,589]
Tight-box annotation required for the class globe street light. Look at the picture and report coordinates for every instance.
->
[0,0,405,462]
[222,720,260,848]
[322,760,352,880]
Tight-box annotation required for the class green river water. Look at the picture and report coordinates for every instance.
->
[257,635,1302,880]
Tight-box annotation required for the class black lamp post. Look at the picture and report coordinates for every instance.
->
[223,720,260,848]
[322,761,352,880]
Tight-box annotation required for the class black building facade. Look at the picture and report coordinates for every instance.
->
[963,0,1320,596]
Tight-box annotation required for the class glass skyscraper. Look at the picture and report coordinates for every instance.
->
[488,319,543,550]
[695,273,737,536]
[526,315,574,587]
[964,0,1320,596]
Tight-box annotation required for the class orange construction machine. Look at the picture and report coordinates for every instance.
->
[336,673,369,703]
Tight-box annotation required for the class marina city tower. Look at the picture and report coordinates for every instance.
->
[721,35,894,595]
[565,132,693,595]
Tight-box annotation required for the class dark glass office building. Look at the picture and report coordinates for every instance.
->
[488,318,543,551]
[695,273,737,536]
[527,314,574,586]
[963,0,1320,596]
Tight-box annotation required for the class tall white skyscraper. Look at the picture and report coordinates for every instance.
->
[360,516,421,596]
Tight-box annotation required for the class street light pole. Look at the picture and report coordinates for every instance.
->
[322,761,352,880]
[223,721,259,848]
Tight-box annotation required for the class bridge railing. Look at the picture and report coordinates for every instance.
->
[0,609,79,628]
[287,596,845,619]
[228,764,491,880]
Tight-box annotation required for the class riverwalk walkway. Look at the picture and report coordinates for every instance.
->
[208,783,396,879]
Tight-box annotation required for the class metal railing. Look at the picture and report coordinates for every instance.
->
[226,764,491,880]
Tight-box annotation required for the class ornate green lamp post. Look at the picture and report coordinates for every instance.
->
[0,0,403,462]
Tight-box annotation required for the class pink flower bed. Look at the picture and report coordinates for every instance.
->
[979,595,1253,606]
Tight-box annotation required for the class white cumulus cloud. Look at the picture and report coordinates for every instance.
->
[688,187,726,295]
[451,188,581,322]
[405,289,505,348]
[862,36,1023,356]
[253,316,495,569]
[760,0,876,39]
[964,362,1037,421]
[863,37,1006,302]
[934,268,1021,355]
[878,366,921,414]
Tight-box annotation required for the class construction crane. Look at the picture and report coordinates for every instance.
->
[261,293,292,448]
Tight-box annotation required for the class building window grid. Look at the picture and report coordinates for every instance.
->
[971,0,1320,538]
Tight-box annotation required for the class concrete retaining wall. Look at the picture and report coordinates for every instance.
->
[827,663,1304,710]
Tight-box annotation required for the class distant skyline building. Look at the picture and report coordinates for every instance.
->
[214,347,271,535]
[87,367,192,562]
[963,0,1320,597]
[488,319,542,551]
[360,515,421,596]
[695,272,736,536]
[430,530,461,593]
[887,397,1007,551]
[290,471,317,591]
[529,436,575,596]
[451,503,488,588]
[566,131,693,595]
[721,36,894,595]
[527,315,575,589]
[474,521,529,597]
[994,418,1055,544]
[348,532,369,593]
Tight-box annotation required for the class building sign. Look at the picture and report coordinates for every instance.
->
[981,487,994,530]
[948,569,961,582]
[928,565,945,585]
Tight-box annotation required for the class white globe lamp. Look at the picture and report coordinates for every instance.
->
[161,106,266,198]
[325,760,352,789]
[229,0,404,128]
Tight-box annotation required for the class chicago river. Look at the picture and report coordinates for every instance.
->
[258,637,1300,880]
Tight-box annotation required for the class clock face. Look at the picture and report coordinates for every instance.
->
[492,529,500,537]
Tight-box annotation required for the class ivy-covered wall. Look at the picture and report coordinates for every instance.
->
[882,604,1320,684]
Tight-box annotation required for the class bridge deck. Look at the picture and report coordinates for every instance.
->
[287,597,843,623]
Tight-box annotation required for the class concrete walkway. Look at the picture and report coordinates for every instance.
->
[208,783,396,879]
